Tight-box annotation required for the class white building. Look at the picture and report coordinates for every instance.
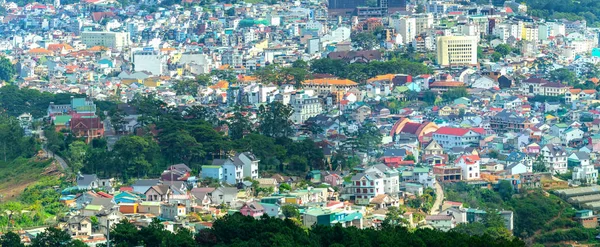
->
[455,155,480,180]
[290,91,322,124]
[133,50,166,75]
[541,144,568,174]
[81,31,130,49]
[414,13,434,35]
[571,152,598,184]
[213,152,260,185]
[393,16,416,45]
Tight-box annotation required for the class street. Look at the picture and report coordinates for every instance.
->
[430,182,444,215]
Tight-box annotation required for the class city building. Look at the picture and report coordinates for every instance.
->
[436,36,478,67]
[81,31,131,49]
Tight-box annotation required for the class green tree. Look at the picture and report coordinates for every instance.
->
[549,68,577,85]
[279,183,292,192]
[0,231,24,247]
[382,206,408,227]
[30,227,77,247]
[281,204,300,219]
[172,79,200,96]
[228,107,252,140]
[258,102,293,138]
[112,135,162,179]
[351,31,378,50]
[497,180,514,201]
[494,44,512,56]
[404,154,415,162]
[110,219,142,247]
[0,56,15,82]
[491,52,503,62]
[356,123,383,153]
[68,141,87,173]
[442,87,468,101]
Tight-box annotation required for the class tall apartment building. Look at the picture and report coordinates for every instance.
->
[392,16,416,44]
[436,36,478,67]
[522,24,538,42]
[414,13,433,35]
[81,31,130,49]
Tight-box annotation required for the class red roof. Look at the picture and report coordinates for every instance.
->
[456,154,480,165]
[119,187,133,192]
[97,191,113,198]
[435,127,471,136]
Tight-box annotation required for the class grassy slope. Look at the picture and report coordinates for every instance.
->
[0,156,55,200]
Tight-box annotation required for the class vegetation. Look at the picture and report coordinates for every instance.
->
[100,213,526,247]
[310,58,432,83]
[444,182,590,244]
[0,56,15,83]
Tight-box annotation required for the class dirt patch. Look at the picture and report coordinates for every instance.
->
[0,160,63,201]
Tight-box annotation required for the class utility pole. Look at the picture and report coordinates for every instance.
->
[106,219,110,247]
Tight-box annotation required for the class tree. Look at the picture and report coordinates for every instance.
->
[382,206,409,227]
[30,227,77,247]
[110,219,142,247]
[549,68,577,85]
[422,90,437,105]
[279,183,291,192]
[228,107,252,140]
[281,205,300,219]
[494,44,512,56]
[356,123,383,153]
[491,52,503,62]
[497,180,514,201]
[68,141,87,173]
[404,154,415,162]
[0,231,24,247]
[110,108,128,134]
[258,102,294,138]
[172,79,200,96]
[533,155,547,173]
[351,31,378,50]
[442,87,468,101]
[0,56,15,82]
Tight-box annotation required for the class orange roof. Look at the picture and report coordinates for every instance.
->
[238,75,257,83]
[210,80,229,90]
[28,48,52,54]
[218,64,230,70]
[367,74,395,82]
[88,46,106,52]
[160,47,176,52]
[590,78,599,84]
[583,89,597,94]
[430,81,465,87]
[302,78,358,86]
[570,88,582,94]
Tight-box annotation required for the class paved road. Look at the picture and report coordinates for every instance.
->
[430,182,444,215]
[38,128,70,173]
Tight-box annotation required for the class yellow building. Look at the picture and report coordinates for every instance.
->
[436,36,478,67]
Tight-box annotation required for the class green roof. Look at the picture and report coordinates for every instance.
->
[85,205,102,211]
[54,115,72,125]
[202,165,222,169]
[413,167,429,173]
[71,98,86,108]
[555,123,569,128]
[140,201,161,206]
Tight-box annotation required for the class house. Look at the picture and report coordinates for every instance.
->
[211,187,238,205]
[370,194,400,209]
[541,144,568,174]
[324,173,344,187]
[260,203,281,217]
[211,152,259,185]
[240,201,266,218]
[571,152,598,185]
[138,201,162,215]
[113,191,141,204]
[67,216,92,236]
[145,185,171,202]
[433,165,462,183]
[432,127,485,149]
[426,215,455,231]
[455,154,480,180]
[160,203,186,221]
[97,209,124,235]
[132,179,160,194]
[575,210,598,228]
[76,173,99,191]
[70,117,104,143]
[506,162,527,175]
[562,127,584,146]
